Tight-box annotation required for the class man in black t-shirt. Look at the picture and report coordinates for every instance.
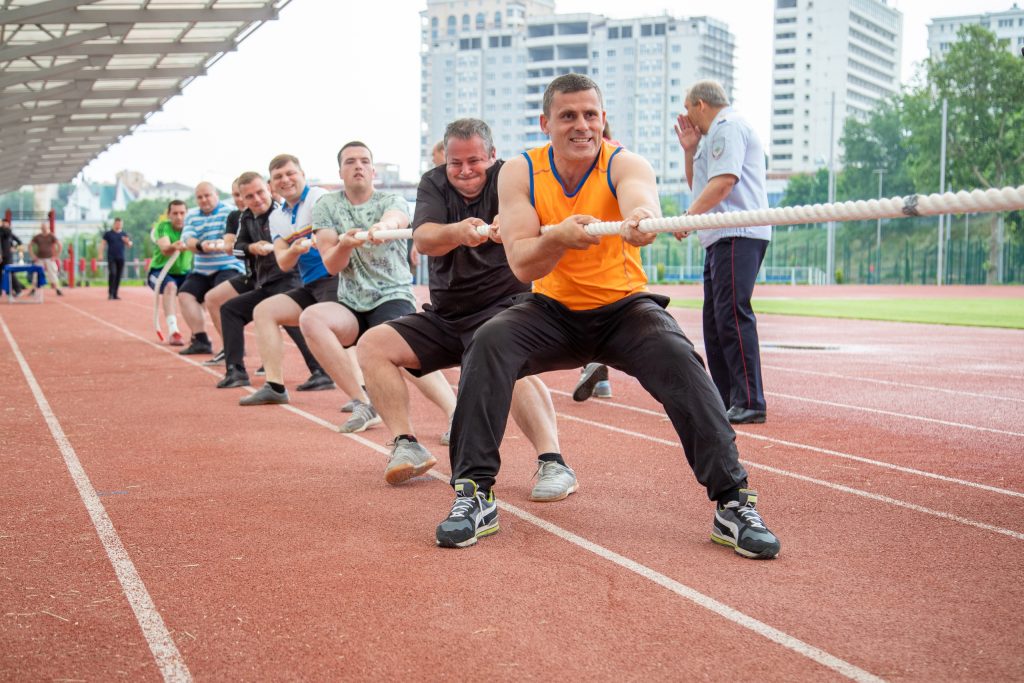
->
[1,218,25,295]
[213,172,329,391]
[99,217,132,299]
[357,118,575,503]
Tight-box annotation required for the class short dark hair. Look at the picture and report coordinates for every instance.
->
[268,154,301,173]
[542,73,603,118]
[112,217,123,224]
[236,171,264,188]
[337,141,373,166]
[167,199,187,212]
[443,118,494,157]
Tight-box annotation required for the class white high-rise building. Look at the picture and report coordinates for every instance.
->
[927,5,1024,59]
[769,0,902,175]
[420,1,736,195]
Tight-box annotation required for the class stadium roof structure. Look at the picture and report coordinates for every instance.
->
[0,0,291,193]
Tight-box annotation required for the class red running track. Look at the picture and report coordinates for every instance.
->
[1,286,1022,681]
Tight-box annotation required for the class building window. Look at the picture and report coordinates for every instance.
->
[622,25,632,38]
[494,11,501,28]
[431,16,438,40]
[776,0,796,7]
[641,24,652,37]
[608,26,619,39]
[462,14,470,31]
[776,32,796,39]
[476,12,485,29]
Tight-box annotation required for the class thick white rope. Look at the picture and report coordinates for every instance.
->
[341,185,1024,242]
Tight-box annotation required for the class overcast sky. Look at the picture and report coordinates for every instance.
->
[79,0,1014,190]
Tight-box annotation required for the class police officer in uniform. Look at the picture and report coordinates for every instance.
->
[675,79,770,425]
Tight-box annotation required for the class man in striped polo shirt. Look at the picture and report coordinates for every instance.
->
[178,181,245,355]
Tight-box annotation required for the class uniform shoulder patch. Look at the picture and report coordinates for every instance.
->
[711,138,726,160]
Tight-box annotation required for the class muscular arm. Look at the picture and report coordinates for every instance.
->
[273,237,308,272]
[414,218,489,256]
[497,155,599,283]
[612,151,662,245]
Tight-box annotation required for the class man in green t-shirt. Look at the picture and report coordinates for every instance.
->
[147,199,194,346]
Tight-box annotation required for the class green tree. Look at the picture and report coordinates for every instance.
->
[838,98,916,201]
[780,168,829,207]
[110,198,172,259]
[0,190,36,216]
[911,25,1024,193]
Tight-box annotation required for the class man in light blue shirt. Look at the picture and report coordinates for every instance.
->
[178,181,245,355]
[675,80,770,425]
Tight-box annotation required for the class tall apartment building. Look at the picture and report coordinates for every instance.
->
[769,0,902,175]
[927,5,1024,58]
[419,1,735,195]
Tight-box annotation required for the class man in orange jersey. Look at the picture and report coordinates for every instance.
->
[435,74,781,560]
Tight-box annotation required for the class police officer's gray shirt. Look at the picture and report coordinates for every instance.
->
[690,106,772,249]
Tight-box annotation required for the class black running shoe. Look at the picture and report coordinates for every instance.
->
[202,350,226,366]
[436,479,499,548]
[712,489,781,559]
[296,369,334,391]
[216,368,250,389]
[179,337,213,355]
[573,363,609,402]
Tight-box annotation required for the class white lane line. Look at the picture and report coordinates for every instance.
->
[0,314,192,683]
[59,302,885,683]
[555,412,1024,542]
[762,364,1024,404]
[549,389,1024,499]
[766,391,1024,437]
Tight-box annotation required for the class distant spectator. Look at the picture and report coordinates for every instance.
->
[99,217,133,300]
[29,221,62,296]
[432,140,446,167]
[0,218,26,295]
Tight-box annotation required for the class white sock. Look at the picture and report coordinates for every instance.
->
[166,315,179,334]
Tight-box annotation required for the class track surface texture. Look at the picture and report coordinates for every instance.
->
[2,285,1021,681]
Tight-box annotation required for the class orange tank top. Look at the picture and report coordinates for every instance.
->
[524,141,648,310]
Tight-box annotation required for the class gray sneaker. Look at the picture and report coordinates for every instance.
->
[239,384,289,406]
[339,400,382,433]
[439,415,453,446]
[384,437,438,485]
[339,398,358,413]
[529,460,578,502]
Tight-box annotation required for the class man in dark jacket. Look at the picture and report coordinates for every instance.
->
[1,218,25,296]
[215,172,330,392]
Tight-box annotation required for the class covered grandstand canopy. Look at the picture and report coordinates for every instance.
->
[0,0,290,193]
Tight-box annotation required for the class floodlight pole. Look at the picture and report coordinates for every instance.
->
[826,91,836,285]
[873,168,884,284]
[937,98,947,287]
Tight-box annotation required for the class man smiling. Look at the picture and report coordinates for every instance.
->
[356,119,573,498]
[434,75,781,560]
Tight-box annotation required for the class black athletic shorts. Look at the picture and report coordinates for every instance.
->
[282,274,339,309]
[228,273,254,294]
[178,269,240,303]
[336,298,417,347]
[386,299,512,376]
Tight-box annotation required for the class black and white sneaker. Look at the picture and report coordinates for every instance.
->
[202,350,226,366]
[712,489,780,559]
[436,479,499,548]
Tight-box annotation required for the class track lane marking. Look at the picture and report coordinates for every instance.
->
[58,302,886,683]
[766,391,1024,437]
[762,364,1024,403]
[549,389,1024,499]
[0,313,192,683]
[554,412,1024,542]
